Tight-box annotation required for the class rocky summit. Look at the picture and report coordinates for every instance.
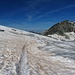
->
[0,25,75,75]
[44,20,75,36]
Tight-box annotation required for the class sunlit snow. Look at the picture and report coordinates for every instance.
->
[0,25,75,75]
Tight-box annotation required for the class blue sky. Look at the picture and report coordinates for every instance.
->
[0,0,75,32]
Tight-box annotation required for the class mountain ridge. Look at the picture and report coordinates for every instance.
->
[44,20,75,36]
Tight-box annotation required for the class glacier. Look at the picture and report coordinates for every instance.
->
[0,25,75,75]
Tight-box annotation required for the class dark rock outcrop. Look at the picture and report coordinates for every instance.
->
[44,20,75,36]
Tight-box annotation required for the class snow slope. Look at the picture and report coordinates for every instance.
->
[48,32,75,41]
[0,25,75,75]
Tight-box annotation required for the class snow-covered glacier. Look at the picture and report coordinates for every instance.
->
[0,25,75,75]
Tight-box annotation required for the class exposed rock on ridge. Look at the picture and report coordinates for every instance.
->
[44,20,75,36]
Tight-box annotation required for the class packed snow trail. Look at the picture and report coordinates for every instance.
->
[17,45,29,75]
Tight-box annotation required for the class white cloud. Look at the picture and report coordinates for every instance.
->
[31,4,75,21]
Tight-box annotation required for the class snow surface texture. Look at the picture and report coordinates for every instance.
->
[48,32,75,41]
[0,25,75,75]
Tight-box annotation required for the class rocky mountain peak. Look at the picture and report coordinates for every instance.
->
[44,20,75,36]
